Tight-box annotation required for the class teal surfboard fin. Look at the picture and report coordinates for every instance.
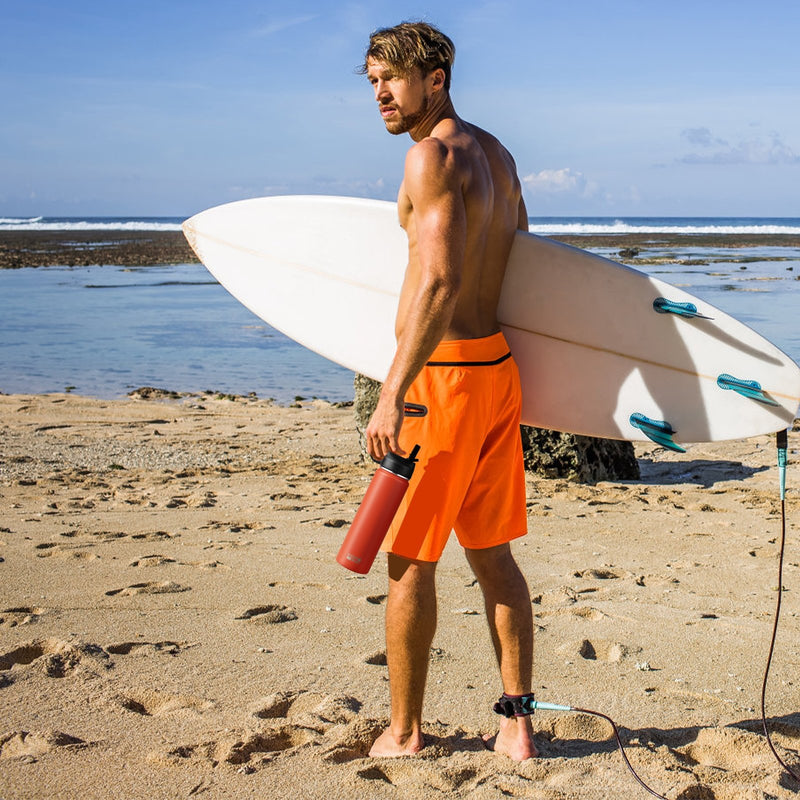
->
[630,413,687,453]
[717,373,780,406]
[653,297,712,319]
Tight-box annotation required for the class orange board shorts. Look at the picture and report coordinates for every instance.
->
[381,331,528,562]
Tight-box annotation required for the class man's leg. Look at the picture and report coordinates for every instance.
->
[465,542,538,761]
[369,553,437,757]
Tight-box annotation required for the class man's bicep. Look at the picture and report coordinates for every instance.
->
[404,144,467,277]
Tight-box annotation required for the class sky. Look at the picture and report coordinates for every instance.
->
[2,0,800,218]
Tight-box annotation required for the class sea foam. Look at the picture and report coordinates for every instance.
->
[528,219,800,235]
[0,219,183,232]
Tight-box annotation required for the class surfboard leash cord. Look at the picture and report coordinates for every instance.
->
[760,427,800,783]
[514,428,797,798]
[560,706,668,799]
[496,695,669,798]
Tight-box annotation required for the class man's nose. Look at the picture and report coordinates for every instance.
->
[374,80,390,101]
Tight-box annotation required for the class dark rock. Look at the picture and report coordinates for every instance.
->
[519,426,639,483]
[353,374,639,483]
[353,374,383,462]
[0,230,198,269]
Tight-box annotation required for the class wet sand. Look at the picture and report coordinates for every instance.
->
[1,391,799,799]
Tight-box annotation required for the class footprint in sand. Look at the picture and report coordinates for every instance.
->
[356,760,483,793]
[75,530,175,543]
[150,691,364,771]
[532,586,579,607]
[559,638,632,663]
[0,606,46,628]
[663,725,791,798]
[573,566,628,580]
[46,546,99,561]
[165,492,217,509]
[234,605,298,624]
[250,691,361,726]
[0,730,89,762]
[105,640,188,656]
[329,722,484,791]
[89,531,128,542]
[131,531,175,542]
[185,559,229,570]
[129,554,177,567]
[104,581,190,597]
[534,605,608,622]
[541,713,613,748]
[151,726,322,769]
[0,638,112,678]
[320,718,386,764]
[676,726,774,772]
[201,520,260,533]
[127,554,226,571]
[110,688,215,717]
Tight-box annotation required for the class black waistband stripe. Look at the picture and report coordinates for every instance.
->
[425,351,512,368]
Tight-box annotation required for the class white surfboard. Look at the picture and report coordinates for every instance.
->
[183,195,800,449]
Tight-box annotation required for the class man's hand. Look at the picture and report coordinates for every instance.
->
[365,393,407,462]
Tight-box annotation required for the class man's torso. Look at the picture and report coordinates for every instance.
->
[396,119,522,341]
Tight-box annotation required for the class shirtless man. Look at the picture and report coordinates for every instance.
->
[361,22,537,761]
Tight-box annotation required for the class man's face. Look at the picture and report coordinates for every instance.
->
[366,58,429,136]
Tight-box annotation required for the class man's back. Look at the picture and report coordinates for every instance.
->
[396,117,524,341]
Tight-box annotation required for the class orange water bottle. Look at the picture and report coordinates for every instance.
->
[336,445,420,574]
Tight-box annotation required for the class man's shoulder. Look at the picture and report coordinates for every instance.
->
[404,136,460,190]
[406,135,452,166]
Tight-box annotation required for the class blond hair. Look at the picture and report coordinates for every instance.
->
[360,22,455,91]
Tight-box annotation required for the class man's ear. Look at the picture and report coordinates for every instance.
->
[429,67,446,93]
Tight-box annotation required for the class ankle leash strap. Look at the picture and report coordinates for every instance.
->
[493,692,536,717]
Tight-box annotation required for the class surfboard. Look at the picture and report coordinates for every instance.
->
[182,195,800,450]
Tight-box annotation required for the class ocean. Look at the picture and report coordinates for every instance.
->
[1,215,799,403]
[4,215,800,235]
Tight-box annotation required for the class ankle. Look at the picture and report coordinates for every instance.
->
[389,722,423,746]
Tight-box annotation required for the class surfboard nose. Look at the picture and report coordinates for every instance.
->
[181,217,201,259]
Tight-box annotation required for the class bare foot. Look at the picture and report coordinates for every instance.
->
[369,727,425,758]
[482,716,539,761]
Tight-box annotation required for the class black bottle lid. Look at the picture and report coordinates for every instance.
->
[380,444,420,479]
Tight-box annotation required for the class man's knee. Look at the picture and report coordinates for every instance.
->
[388,553,437,591]
[465,542,516,580]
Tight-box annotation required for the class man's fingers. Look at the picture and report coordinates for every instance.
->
[388,436,406,457]
[367,432,405,462]
[367,432,386,462]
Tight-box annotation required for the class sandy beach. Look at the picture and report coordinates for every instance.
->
[1,390,799,799]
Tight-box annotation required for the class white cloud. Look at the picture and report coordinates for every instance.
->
[522,168,597,197]
[679,129,800,165]
[681,127,728,148]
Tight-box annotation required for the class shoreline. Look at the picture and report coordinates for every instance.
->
[1,391,799,798]
[2,229,800,269]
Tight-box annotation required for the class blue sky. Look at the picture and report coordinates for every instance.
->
[2,0,799,218]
